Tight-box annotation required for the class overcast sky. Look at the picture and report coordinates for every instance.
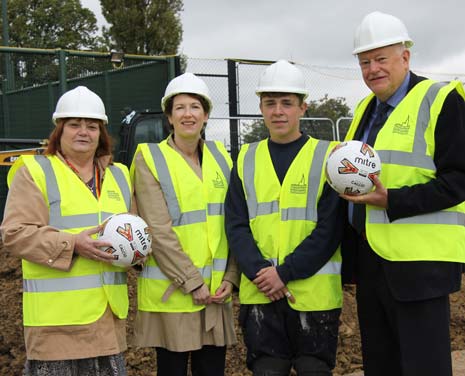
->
[81,0,465,142]
[82,0,465,75]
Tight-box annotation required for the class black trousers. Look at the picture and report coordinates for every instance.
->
[155,345,226,376]
[356,238,453,376]
[239,300,340,375]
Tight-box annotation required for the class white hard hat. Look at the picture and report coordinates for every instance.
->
[161,72,212,114]
[99,213,152,267]
[255,60,308,100]
[353,11,413,55]
[52,86,108,125]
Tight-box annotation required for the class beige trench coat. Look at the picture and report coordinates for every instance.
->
[0,154,128,360]
[132,136,239,351]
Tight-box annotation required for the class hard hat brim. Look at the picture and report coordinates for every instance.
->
[52,112,108,125]
[353,39,413,55]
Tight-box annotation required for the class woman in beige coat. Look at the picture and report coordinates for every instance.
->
[1,86,132,375]
[131,73,238,376]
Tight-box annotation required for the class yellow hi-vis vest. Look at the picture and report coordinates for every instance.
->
[237,138,342,311]
[132,140,232,312]
[345,80,465,262]
[8,155,132,326]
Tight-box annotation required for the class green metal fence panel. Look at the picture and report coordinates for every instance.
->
[6,85,56,138]
[0,47,178,218]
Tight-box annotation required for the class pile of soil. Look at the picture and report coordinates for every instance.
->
[1,249,464,375]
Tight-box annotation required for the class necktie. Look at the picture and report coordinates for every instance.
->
[350,102,391,234]
[366,102,391,146]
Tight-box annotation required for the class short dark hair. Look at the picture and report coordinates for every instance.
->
[260,92,305,105]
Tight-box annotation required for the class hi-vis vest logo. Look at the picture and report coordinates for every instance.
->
[290,174,307,194]
[212,171,225,188]
[107,190,121,201]
[393,115,410,135]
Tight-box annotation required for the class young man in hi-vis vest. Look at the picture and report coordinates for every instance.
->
[225,60,344,376]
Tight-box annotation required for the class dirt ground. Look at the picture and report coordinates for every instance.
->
[0,249,464,376]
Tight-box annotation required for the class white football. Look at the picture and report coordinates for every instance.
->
[99,213,152,267]
[325,140,381,195]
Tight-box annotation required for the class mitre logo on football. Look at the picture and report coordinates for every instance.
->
[325,140,381,196]
[98,213,152,267]
[338,159,359,174]
[117,223,134,241]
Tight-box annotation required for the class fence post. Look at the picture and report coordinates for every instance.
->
[1,79,10,137]
[227,59,239,160]
[57,49,67,95]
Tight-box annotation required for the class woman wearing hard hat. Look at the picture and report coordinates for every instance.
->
[130,73,238,375]
[341,11,465,376]
[1,86,133,375]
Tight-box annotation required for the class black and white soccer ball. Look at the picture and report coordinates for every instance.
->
[325,140,381,195]
[99,213,152,267]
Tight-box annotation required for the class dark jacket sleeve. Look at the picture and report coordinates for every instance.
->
[276,183,344,284]
[387,89,465,219]
[224,165,272,281]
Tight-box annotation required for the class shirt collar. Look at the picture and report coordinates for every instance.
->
[376,71,410,109]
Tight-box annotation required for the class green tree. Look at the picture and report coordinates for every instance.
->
[100,0,183,55]
[303,94,352,140]
[241,95,352,144]
[1,0,99,49]
[0,0,100,88]
[241,119,268,144]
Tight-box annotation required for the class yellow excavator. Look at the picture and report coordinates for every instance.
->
[0,139,48,166]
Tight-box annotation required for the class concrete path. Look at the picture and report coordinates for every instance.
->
[344,350,465,375]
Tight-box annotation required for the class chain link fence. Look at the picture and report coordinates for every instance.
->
[1,50,464,148]
[185,57,465,148]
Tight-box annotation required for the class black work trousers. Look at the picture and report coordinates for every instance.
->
[239,299,340,375]
[356,238,453,376]
[155,345,226,376]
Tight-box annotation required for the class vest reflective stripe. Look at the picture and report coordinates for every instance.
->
[243,140,328,222]
[148,143,230,224]
[243,142,261,219]
[15,155,132,325]
[267,257,340,275]
[346,80,465,262]
[148,144,206,226]
[35,156,98,229]
[317,261,341,275]
[414,82,446,154]
[23,272,127,293]
[108,165,131,209]
[370,209,465,225]
[208,203,225,216]
[34,156,131,229]
[377,150,436,171]
[237,138,342,311]
[374,82,446,172]
[142,259,227,281]
[281,140,328,222]
[135,140,232,313]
